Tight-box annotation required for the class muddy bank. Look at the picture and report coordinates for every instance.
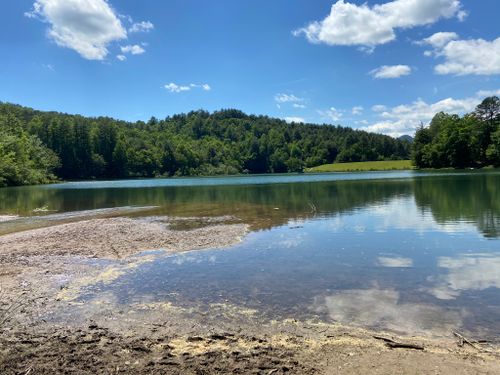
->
[2,312,500,374]
[1,216,500,374]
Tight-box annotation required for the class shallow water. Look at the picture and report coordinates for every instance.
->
[2,170,500,336]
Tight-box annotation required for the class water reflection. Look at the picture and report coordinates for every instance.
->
[377,256,413,268]
[2,171,500,336]
[0,171,499,238]
[428,254,500,300]
[312,288,464,335]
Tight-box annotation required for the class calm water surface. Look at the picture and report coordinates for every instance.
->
[1,170,500,336]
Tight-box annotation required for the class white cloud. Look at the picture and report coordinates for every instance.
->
[457,10,468,22]
[129,20,154,33]
[370,65,411,79]
[421,33,500,76]
[360,91,491,137]
[120,44,145,55]
[116,54,126,61]
[26,0,127,60]
[190,83,211,91]
[378,256,413,268]
[164,82,211,93]
[164,83,191,93]
[274,93,304,103]
[318,107,343,122]
[419,31,459,48]
[436,38,500,76]
[351,106,363,115]
[371,104,387,112]
[293,103,306,109]
[284,117,305,123]
[294,0,464,49]
[476,89,500,98]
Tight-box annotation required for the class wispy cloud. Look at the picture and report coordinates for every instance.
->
[120,44,146,55]
[164,82,211,93]
[318,107,343,122]
[129,21,154,33]
[351,106,363,115]
[370,65,411,79]
[274,93,305,103]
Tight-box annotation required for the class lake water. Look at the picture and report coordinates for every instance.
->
[1,170,500,337]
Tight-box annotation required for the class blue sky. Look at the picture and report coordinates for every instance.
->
[1,0,499,136]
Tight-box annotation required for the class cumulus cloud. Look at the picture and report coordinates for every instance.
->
[129,20,154,33]
[116,54,126,61]
[421,33,500,76]
[26,0,127,60]
[164,82,211,93]
[294,0,464,49]
[360,91,493,137]
[275,93,304,104]
[419,31,459,48]
[120,44,145,55]
[370,65,411,79]
[435,38,500,76]
[293,103,306,109]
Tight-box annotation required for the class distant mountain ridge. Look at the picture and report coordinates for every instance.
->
[398,135,414,143]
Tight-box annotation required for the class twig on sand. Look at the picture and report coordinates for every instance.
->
[373,335,424,350]
[452,331,481,350]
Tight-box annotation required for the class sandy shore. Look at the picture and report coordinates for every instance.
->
[0,216,248,259]
[0,215,18,223]
[1,216,500,374]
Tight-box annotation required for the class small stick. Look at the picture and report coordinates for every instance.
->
[373,335,424,350]
[452,331,481,350]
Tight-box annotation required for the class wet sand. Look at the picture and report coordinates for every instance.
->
[1,216,500,374]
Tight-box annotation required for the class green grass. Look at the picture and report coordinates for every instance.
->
[305,160,414,173]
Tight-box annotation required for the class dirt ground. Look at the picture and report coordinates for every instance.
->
[1,216,500,374]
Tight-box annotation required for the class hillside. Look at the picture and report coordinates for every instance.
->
[0,102,411,186]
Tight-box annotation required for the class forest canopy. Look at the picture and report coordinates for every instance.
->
[0,103,410,186]
[412,96,500,169]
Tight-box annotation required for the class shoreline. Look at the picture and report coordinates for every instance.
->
[1,217,500,374]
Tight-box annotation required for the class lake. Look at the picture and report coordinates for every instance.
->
[1,170,500,337]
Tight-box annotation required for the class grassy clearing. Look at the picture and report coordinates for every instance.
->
[305,160,413,173]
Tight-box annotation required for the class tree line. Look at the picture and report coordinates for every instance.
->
[413,96,500,169]
[0,103,410,186]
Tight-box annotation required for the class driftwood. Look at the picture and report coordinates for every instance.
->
[373,335,424,350]
[452,331,481,350]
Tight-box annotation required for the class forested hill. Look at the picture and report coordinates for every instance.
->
[0,102,410,186]
[413,96,500,169]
